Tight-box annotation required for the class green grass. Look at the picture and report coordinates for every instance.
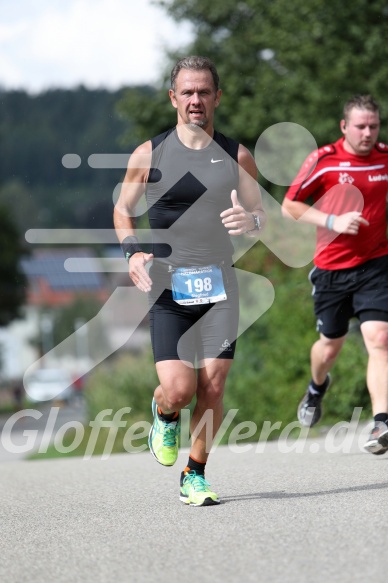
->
[28,419,150,460]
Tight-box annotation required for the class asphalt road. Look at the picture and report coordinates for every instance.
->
[0,419,387,583]
[0,399,87,462]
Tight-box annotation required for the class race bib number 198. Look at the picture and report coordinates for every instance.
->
[171,265,227,305]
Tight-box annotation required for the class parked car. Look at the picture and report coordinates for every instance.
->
[24,368,75,403]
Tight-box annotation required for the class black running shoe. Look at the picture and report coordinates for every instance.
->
[363,422,388,455]
[297,375,331,428]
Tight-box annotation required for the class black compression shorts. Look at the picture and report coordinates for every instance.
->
[309,254,388,338]
[148,265,239,363]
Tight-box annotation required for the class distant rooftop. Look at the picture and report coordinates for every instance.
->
[20,248,111,306]
[21,249,105,290]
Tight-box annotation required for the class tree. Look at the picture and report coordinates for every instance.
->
[118,0,388,159]
[52,296,109,354]
[0,205,27,326]
[0,87,142,229]
[0,179,39,235]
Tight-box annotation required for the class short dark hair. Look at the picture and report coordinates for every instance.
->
[170,56,220,93]
[343,94,380,122]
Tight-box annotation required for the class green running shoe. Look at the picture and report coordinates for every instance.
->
[180,470,220,506]
[148,398,180,466]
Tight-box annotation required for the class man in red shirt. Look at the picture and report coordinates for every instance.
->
[282,95,388,454]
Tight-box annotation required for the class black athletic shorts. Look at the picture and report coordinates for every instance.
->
[148,264,239,363]
[309,254,388,339]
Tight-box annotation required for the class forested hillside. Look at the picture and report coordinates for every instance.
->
[0,86,149,233]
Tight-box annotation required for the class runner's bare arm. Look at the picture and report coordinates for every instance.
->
[220,144,266,236]
[282,197,369,234]
[113,141,154,292]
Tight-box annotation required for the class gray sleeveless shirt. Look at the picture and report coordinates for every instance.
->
[146,127,240,274]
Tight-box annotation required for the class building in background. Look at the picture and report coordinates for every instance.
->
[0,247,149,385]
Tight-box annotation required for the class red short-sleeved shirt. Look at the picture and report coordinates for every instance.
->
[284,137,388,269]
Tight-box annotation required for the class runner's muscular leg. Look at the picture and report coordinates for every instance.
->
[360,320,388,414]
[189,358,233,463]
[154,359,197,414]
[311,333,346,385]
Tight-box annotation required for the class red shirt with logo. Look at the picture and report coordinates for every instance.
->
[284,137,388,269]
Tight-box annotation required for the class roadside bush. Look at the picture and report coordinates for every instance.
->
[223,247,371,440]
[84,350,158,421]
[78,350,158,455]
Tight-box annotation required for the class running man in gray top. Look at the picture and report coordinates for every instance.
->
[114,55,265,506]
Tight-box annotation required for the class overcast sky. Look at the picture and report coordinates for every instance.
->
[0,0,194,93]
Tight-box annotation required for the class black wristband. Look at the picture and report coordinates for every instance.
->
[120,236,143,262]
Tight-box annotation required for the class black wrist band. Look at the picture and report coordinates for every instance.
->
[121,236,143,262]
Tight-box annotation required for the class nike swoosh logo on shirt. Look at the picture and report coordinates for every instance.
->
[211,158,223,163]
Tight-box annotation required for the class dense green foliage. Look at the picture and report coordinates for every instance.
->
[0,205,27,325]
[226,249,371,435]
[118,0,388,198]
[0,86,150,232]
